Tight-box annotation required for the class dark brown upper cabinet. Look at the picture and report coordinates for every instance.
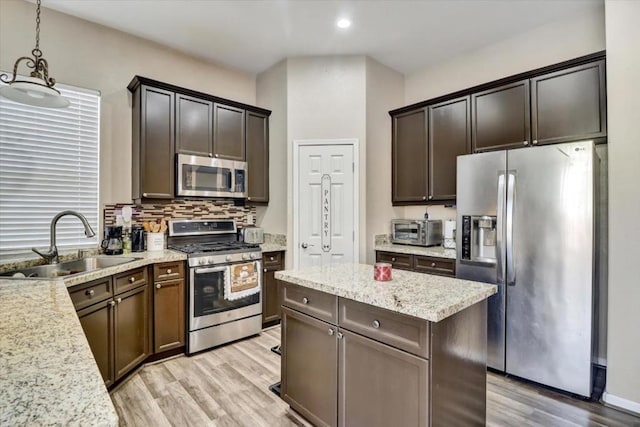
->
[175,94,213,157]
[246,111,269,203]
[213,103,245,161]
[131,85,175,201]
[472,80,531,152]
[531,60,606,146]
[428,96,471,201]
[392,108,428,204]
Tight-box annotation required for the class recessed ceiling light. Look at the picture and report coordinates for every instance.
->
[336,18,351,29]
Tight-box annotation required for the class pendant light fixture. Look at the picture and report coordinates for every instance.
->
[0,0,69,108]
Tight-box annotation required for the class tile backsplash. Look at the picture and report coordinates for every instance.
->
[104,200,256,228]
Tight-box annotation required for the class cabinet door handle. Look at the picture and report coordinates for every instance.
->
[167,269,172,274]
[156,284,162,289]
[116,297,122,304]
[337,332,344,340]
[214,154,219,158]
[129,277,135,283]
[302,297,309,304]
[428,195,433,200]
[270,256,274,261]
[328,329,335,336]
[523,141,529,146]
[108,300,115,307]
[431,262,436,267]
[422,196,427,201]
[263,268,267,273]
[532,140,538,145]
[86,289,95,296]
[372,320,381,329]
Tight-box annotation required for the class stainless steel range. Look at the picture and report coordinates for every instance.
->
[168,219,262,355]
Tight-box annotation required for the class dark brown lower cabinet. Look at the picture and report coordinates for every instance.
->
[263,251,285,327]
[114,285,150,380]
[77,299,115,387]
[376,251,455,277]
[339,329,429,427]
[282,306,337,427]
[153,278,185,352]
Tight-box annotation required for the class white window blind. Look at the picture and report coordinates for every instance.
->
[0,80,100,256]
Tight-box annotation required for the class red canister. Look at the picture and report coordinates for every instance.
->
[374,262,392,281]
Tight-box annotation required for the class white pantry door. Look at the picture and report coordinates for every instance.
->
[296,142,356,268]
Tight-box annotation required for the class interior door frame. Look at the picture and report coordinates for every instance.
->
[293,138,360,269]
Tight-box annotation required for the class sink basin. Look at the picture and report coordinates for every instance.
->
[0,257,137,279]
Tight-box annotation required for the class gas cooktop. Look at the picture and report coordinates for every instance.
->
[168,241,260,255]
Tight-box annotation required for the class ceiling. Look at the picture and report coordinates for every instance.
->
[40,0,603,76]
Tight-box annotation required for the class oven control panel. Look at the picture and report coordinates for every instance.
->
[189,251,261,267]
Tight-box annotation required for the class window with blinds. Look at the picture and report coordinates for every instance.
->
[0,81,100,256]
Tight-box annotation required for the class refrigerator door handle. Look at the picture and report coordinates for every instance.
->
[506,172,516,286]
[496,173,505,285]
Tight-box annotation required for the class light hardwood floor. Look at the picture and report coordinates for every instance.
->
[111,327,640,427]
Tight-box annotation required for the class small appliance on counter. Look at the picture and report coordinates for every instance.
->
[443,220,457,249]
[131,226,145,252]
[241,226,264,244]
[102,225,123,255]
[391,219,443,247]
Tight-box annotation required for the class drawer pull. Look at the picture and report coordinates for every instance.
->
[337,332,344,340]
[391,257,396,262]
[302,297,309,304]
[270,256,274,261]
[328,329,335,336]
[116,297,122,304]
[263,268,267,273]
[372,320,381,329]
[108,300,115,307]
[129,277,135,283]
[167,269,172,274]
[86,289,95,296]
[431,262,436,267]
[156,284,162,289]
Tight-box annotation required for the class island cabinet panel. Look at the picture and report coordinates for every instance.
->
[392,108,428,204]
[281,281,338,324]
[213,103,245,160]
[133,85,175,200]
[246,111,270,203]
[114,284,150,381]
[77,299,115,387]
[531,60,606,146]
[282,307,338,427]
[338,329,429,427]
[175,94,213,156]
[338,298,430,359]
[263,251,285,327]
[428,96,471,201]
[472,80,531,152]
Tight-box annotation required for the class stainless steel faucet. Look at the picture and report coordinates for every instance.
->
[32,210,96,264]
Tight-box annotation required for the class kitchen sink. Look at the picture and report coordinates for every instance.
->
[0,257,137,279]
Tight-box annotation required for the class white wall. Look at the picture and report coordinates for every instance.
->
[0,0,255,206]
[603,0,640,413]
[364,58,405,263]
[285,56,368,266]
[255,60,287,235]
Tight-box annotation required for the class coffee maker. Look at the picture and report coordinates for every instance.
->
[102,225,123,255]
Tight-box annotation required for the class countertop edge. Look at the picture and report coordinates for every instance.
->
[374,244,457,259]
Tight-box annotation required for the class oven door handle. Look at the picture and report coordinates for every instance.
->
[194,266,229,274]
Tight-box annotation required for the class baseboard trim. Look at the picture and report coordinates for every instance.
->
[602,391,640,415]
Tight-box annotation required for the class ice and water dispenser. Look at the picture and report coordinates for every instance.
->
[461,215,497,264]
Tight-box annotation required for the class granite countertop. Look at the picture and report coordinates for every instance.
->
[374,243,457,260]
[261,243,287,252]
[0,249,187,426]
[275,263,496,322]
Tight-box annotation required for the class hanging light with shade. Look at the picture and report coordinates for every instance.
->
[0,0,69,108]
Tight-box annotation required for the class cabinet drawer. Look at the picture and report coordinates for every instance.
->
[69,276,113,311]
[376,251,413,271]
[153,261,184,282]
[263,251,283,268]
[413,256,455,277]
[281,282,338,325]
[338,297,430,359]
[114,267,147,294]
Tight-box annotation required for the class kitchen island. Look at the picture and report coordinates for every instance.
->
[275,263,496,427]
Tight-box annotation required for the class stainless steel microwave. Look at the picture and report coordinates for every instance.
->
[177,154,247,198]
[391,219,443,247]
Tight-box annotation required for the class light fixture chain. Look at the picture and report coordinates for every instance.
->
[35,0,41,54]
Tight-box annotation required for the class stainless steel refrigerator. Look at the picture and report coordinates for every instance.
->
[456,140,598,397]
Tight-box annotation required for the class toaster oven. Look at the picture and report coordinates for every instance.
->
[391,219,443,247]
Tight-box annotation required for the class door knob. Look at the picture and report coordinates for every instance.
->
[301,243,308,249]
